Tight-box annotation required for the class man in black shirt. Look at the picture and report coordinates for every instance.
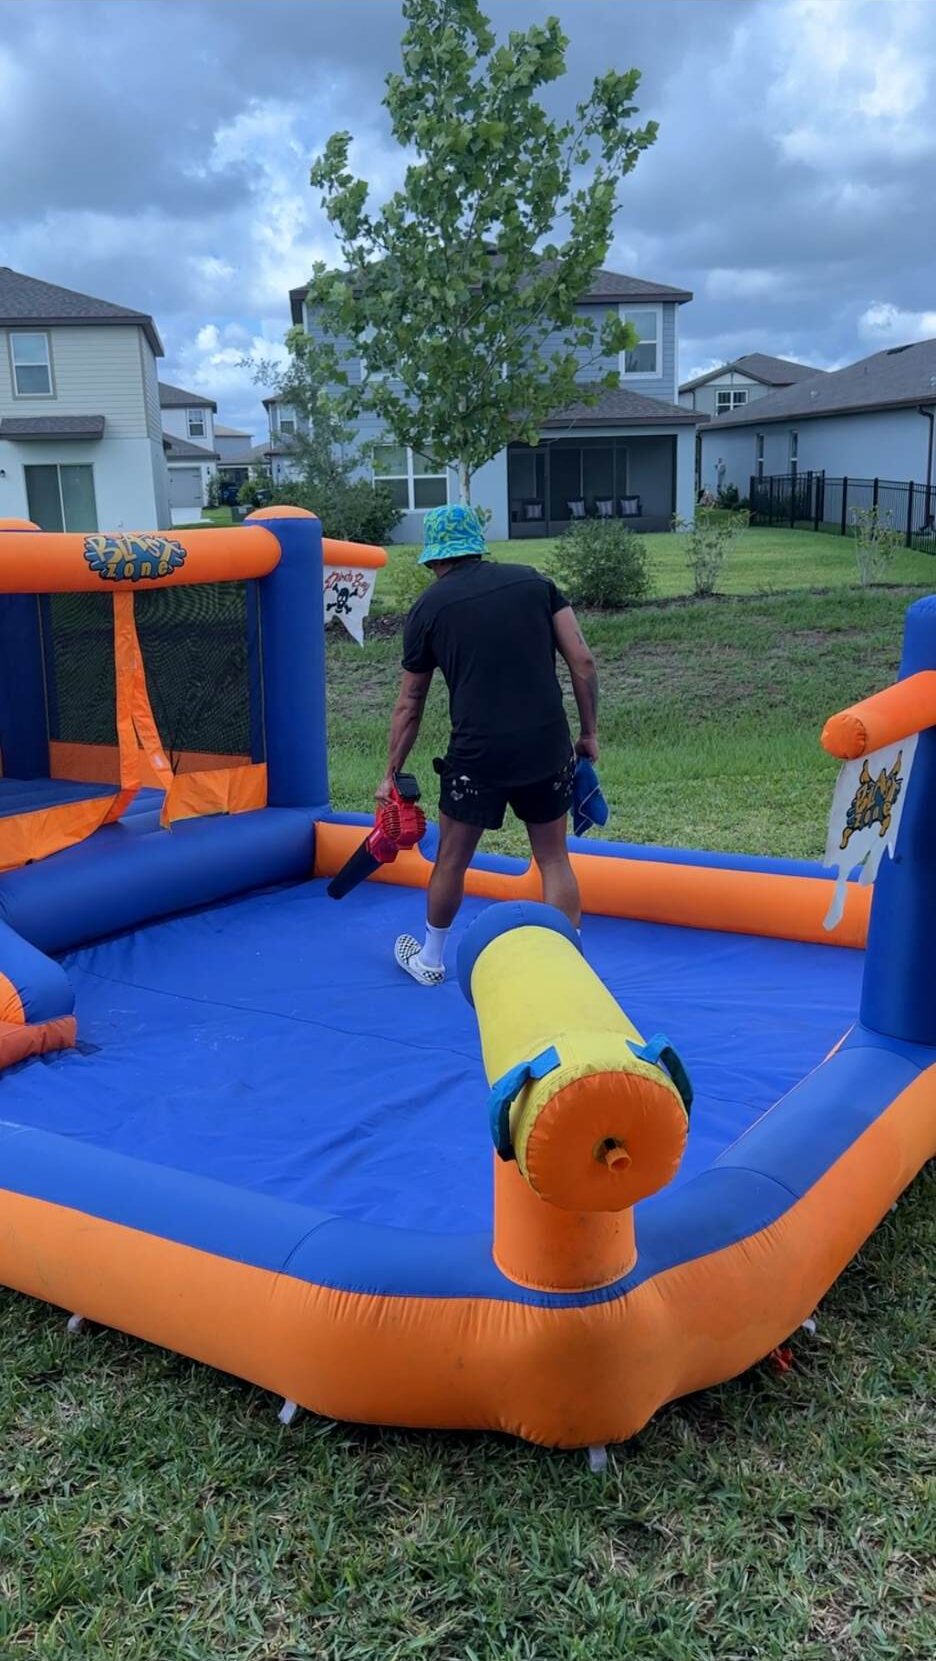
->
[376,504,599,986]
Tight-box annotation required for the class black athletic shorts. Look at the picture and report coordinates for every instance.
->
[435,751,575,831]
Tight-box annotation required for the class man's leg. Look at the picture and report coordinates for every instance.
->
[428,813,486,928]
[526,814,581,929]
[395,812,485,986]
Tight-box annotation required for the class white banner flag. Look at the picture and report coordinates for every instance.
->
[323,565,377,645]
[823,735,917,930]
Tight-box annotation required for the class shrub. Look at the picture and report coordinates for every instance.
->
[675,506,750,598]
[717,482,741,510]
[392,547,431,613]
[237,469,274,508]
[552,519,652,610]
[852,505,901,587]
[268,477,402,546]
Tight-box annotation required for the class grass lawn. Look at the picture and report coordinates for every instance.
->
[2,545,934,1658]
[374,523,936,613]
[175,506,236,529]
[333,581,931,859]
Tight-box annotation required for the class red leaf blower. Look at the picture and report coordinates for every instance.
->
[327,773,426,900]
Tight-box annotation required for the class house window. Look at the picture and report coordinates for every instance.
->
[755,434,765,481]
[24,464,97,532]
[789,430,799,479]
[278,407,297,436]
[620,307,661,378]
[373,444,448,511]
[11,331,53,397]
[187,409,206,439]
[716,388,749,413]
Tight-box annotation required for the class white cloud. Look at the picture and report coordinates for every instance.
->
[683,357,725,383]
[858,301,936,345]
[190,255,236,285]
[765,0,936,168]
[166,319,292,439]
[198,94,403,313]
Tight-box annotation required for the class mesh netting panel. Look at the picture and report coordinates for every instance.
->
[45,593,117,746]
[133,582,255,763]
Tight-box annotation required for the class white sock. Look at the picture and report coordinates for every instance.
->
[420,922,450,969]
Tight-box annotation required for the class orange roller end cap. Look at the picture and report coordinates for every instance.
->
[522,1071,688,1213]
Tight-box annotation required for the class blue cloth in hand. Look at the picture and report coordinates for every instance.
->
[572,757,609,837]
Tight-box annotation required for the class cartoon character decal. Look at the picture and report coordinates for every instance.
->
[839,753,904,849]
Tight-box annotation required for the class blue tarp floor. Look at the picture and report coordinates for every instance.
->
[0,878,864,1235]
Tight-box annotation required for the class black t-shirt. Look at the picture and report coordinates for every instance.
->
[402,559,572,786]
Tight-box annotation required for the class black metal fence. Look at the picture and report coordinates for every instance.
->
[749,472,936,553]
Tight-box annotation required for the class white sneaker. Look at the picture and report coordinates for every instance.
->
[395,934,446,986]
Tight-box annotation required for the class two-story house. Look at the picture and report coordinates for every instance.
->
[0,266,170,531]
[159,381,219,524]
[679,354,826,496]
[286,268,705,541]
[679,353,826,419]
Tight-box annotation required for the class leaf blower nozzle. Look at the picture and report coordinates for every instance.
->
[327,773,426,900]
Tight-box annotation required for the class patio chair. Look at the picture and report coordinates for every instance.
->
[566,498,587,520]
[595,498,614,519]
[618,495,642,518]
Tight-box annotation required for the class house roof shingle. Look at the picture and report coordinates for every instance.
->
[158,380,217,412]
[0,267,162,356]
[0,414,106,440]
[680,353,826,393]
[215,423,250,437]
[163,433,219,461]
[576,269,692,305]
[705,338,936,429]
[542,384,706,430]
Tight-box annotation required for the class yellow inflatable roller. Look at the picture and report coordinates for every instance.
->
[458,901,692,1291]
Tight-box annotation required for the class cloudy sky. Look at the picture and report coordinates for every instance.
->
[3,0,934,440]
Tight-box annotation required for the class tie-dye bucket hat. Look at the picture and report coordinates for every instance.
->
[418,503,488,565]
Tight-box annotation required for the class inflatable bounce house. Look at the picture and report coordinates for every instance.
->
[0,506,933,1451]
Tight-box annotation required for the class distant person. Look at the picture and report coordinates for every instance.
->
[714,456,726,496]
[377,503,599,987]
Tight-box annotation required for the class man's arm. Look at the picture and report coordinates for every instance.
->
[553,606,599,761]
[376,669,433,801]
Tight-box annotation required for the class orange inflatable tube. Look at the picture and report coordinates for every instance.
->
[244,506,387,570]
[0,525,281,591]
[313,822,871,947]
[0,1067,930,1447]
[822,669,936,758]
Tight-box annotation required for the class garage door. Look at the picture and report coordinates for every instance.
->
[168,466,203,521]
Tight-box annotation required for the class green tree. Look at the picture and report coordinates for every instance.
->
[254,354,402,543]
[292,0,657,504]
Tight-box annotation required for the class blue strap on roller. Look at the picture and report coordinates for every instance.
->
[627,1033,694,1115]
[488,1045,561,1160]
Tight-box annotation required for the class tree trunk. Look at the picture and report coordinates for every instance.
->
[457,461,471,505]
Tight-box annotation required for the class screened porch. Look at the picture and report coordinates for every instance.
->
[507,435,676,537]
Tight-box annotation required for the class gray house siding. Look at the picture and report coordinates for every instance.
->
[301,294,687,541]
[680,371,763,418]
[305,298,678,403]
[541,301,677,404]
[703,407,935,496]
